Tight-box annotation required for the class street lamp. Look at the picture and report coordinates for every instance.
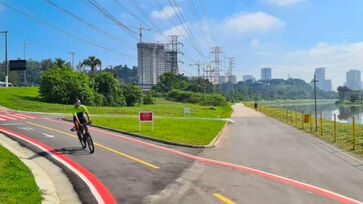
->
[23,42,33,59]
[1,31,8,87]
[311,75,318,131]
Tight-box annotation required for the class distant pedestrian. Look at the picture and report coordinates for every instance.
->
[254,101,258,111]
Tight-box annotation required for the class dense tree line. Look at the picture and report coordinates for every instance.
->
[220,79,338,101]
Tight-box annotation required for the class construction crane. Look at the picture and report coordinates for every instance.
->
[125,23,151,42]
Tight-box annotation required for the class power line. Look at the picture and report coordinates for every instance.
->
[44,0,135,49]
[198,0,216,45]
[84,0,139,41]
[186,0,211,49]
[167,0,207,61]
[0,2,135,58]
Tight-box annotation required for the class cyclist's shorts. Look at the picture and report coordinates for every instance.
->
[73,116,87,124]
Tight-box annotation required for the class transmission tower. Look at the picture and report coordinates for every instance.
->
[203,63,214,83]
[227,57,235,80]
[210,46,223,85]
[189,60,201,77]
[167,35,184,74]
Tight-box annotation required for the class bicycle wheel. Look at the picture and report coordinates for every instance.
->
[77,132,86,149]
[86,133,94,153]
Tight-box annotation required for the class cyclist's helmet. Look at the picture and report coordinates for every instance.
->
[75,99,81,106]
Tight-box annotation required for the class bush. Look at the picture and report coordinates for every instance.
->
[166,90,227,106]
[94,72,126,106]
[123,85,142,106]
[143,93,154,105]
[39,66,95,105]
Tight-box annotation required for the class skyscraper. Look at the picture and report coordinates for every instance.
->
[261,68,272,81]
[346,69,361,90]
[314,68,332,92]
[137,42,166,90]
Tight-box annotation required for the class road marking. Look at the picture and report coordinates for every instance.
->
[42,133,55,138]
[213,193,236,204]
[42,118,363,204]
[0,126,116,204]
[26,122,159,169]
[17,126,34,131]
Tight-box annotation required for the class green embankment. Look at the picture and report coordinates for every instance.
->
[0,145,43,204]
[0,87,232,118]
[244,102,363,158]
[66,117,226,146]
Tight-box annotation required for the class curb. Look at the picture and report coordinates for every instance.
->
[0,133,81,204]
[60,118,230,149]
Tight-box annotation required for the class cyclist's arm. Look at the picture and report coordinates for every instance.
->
[85,112,91,122]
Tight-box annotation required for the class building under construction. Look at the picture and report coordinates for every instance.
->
[137,42,179,90]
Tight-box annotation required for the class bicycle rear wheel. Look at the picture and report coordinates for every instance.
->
[86,133,94,153]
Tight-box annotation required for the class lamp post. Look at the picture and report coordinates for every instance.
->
[1,31,8,87]
[311,75,319,131]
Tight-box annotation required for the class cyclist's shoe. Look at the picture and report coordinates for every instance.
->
[87,120,92,125]
[70,127,76,132]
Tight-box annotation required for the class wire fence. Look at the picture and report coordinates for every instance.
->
[243,102,363,158]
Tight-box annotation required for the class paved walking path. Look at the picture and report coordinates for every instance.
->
[152,103,363,203]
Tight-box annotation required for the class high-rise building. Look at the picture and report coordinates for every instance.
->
[346,69,361,90]
[228,75,237,84]
[314,68,332,92]
[137,42,179,90]
[243,75,256,82]
[261,68,272,81]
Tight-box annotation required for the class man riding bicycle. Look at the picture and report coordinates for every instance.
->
[71,99,92,132]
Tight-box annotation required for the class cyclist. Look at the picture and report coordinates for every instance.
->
[71,99,92,132]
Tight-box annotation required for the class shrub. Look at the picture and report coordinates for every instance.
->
[39,66,95,105]
[94,72,125,106]
[143,94,155,105]
[166,90,227,106]
[123,85,142,106]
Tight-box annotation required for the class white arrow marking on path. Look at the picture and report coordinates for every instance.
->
[18,127,34,131]
[1,123,25,126]
[42,133,55,138]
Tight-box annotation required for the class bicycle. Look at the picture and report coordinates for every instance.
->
[76,122,94,153]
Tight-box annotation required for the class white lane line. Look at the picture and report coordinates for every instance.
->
[42,133,55,138]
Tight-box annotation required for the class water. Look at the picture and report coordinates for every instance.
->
[268,103,363,124]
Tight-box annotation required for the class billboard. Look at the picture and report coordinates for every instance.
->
[9,60,26,71]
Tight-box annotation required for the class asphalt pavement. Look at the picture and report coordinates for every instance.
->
[0,105,362,204]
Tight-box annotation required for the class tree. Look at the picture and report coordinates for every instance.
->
[81,56,102,77]
[40,59,53,72]
[337,86,350,100]
[123,85,142,106]
[94,72,125,106]
[55,58,66,67]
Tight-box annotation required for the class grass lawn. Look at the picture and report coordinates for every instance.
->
[0,145,42,204]
[0,87,232,118]
[77,117,226,145]
[245,103,363,158]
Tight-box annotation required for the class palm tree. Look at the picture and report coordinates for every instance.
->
[81,56,102,77]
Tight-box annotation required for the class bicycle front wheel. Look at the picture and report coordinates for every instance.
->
[86,133,94,153]
[77,132,86,149]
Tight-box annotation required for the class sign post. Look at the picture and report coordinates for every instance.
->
[10,60,27,86]
[139,111,153,132]
[184,108,190,117]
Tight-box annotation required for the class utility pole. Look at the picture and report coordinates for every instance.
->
[210,46,223,86]
[189,60,201,77]
[1,31,8,87]
[69,52,75,69]
[311,75,319,131]
[168,35,184,75]
[227,57,235,99]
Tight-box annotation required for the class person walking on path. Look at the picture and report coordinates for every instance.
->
[254,101,258,111]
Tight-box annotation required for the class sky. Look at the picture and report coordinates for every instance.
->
[0,0,362,89]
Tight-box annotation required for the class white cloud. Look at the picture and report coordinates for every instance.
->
[267,0,305,6]
[151,6,181,19]
[156,24,188,42]
[224,12,285,34]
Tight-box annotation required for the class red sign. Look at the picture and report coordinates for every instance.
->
[140,112,153,121]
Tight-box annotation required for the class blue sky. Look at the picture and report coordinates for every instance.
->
[0,0,362,89]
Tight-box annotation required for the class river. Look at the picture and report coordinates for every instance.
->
[265,102,363,124]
